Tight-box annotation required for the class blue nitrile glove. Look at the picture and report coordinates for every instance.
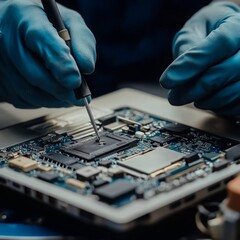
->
[0,0,96,108]
[160,1,240,117]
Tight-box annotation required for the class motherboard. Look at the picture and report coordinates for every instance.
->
[1,107,240,208]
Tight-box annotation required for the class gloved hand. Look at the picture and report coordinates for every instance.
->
[160,1,240,117]
[0,0,96,108]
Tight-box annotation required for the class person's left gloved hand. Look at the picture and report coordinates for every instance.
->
[160,1,240,117]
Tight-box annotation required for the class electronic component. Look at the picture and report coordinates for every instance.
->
[151,136,177,146]
[225,144,240,160]
[140,119,153,125]
[98,160,112,168]
[8,156,38,172]
[37,165,52,172]
[103,122,126,131]
[42,153,78,166]
[108,168,124,178]
[162,122,189,133]
[166,161,205,182]
[203,152,221,161]
[62,133,138,161]
[37,172,59,182]
[98,114,117,125]
[118,147,185,175]
[66,178,86,189]
[94,180,136,203]
[93,179,108,188]
[76,166,100,181]
[128,125,140,134]
[184,153,200,164]
[70,163,86,170]
[212,160,229,172]
[117,116,141,126]
[135,131,145,139]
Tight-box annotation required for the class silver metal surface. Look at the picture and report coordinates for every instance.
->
[83,98,101,141]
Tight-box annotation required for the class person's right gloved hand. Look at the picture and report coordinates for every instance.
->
[0,0,96,108]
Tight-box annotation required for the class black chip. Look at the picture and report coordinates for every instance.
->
[128,124,140,134]
[202,152,220,161]
[212,160,229,172]
[184,153,200,164]
[151,136,177,146]
[42,153,78,166]
[61,133,138,161]
[98,114,116,125]
[38,172,59,182]
[108,168,124,178]
[94,180,136,203]
[225,144,240,160]
[98,160,112,168]
[140,119,153,125]
[93,179,108,188]
[70,163,86,170]
[163,123,189,133]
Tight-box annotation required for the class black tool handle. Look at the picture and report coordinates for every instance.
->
[41,0,91,99]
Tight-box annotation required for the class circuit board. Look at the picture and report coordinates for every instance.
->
[1,107,240,209]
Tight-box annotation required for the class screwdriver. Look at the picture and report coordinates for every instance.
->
[41,0,101,141]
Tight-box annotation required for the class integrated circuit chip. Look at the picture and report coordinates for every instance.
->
[37,172,59,182]
[42,153,78,166]
[118,147,185,175]
[151,136,177,146]
[94,180,136,203]
[62,133,138,161]
[163,123,189,133]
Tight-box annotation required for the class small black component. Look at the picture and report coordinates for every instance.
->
[163,123,189,133]
[94,180,136,203]
[151,136,177,146]
[70,163,86,170]
[184,153,200,164]
[140,119,153,125]
[212,160,229,172]
[225,144,240,160]
[42,153,78,166]
[129,125,140,133]
[98,160,112,168]
[98,114,116,125]
[127,129,135,135]
[38,172,59,182]
[202,152,220,161]
[61,132,138,161]
[108,168,124,178]
[93,179,108,188]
